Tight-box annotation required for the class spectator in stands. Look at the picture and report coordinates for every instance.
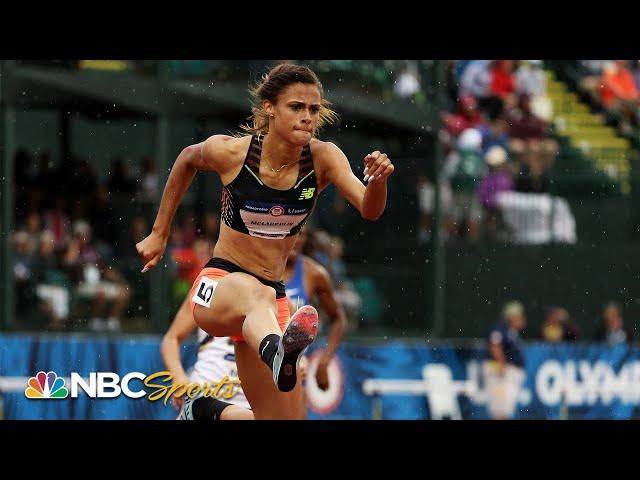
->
[600,60,640,107]
[485,301,527,420]
[504,95,558,166]
[516,60,547,97]
[44,196,71,253]
[490,60,516,101]
[600,60,640,135]
[442,94,486,138]
[479,116,511,155]
[516,60,553,122]
[515,151,550,194]
[478,146,513,241]
[32,230,69,330]
[63,220,131,332]
[596,301,634,345]
[417,173,452,244]
[473,60,516,120]
[579,60,607,105]
[453,60,473,84]
[393,61,421,100]
[444,128,487,242]
[460,60,492,99]
[541,306,580,342]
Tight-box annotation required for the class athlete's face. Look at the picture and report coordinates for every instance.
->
[265,83,322,146]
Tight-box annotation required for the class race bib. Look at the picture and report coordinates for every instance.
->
[192,276,218,308]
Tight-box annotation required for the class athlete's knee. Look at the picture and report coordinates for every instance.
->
[252,284,277,306]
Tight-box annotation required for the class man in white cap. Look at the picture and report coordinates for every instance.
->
[484,300,527,420]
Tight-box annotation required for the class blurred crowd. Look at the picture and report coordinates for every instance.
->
[488,298,634,346]
[12,149,160,331]
[577,60,640,138]
[485,298,634,419]
[10,148,362,332]
[419,60,560,243]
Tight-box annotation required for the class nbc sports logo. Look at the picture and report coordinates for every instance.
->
[25,371,69,399]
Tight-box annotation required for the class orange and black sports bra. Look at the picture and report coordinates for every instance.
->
[220,134,318,239]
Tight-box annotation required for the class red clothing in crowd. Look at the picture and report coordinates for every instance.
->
[444,95,486,136]
[504,109,546,140]
[601,65,640,108]
[171,248,202,283]
[490,61,515,99]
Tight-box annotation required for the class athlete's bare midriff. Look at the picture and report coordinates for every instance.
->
[213,224,298,281]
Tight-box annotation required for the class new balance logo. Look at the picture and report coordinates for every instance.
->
[298,188,315,200]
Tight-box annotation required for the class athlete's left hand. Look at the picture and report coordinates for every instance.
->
[363,151,394,184]
[315,359,330,391]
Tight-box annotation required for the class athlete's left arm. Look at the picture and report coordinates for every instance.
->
[312,263,347,389]
[321,142,394,221]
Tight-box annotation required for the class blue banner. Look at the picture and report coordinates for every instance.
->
[3,334,640,419]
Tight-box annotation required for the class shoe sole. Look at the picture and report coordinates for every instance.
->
[273,305,318,392]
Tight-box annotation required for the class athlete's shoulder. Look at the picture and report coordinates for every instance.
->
[309,138,346,162]
[203,134,252,158]
[200,134,252,174]
[309,140,349,188]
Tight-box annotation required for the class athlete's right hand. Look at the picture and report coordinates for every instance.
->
[170,375,190,411]
[136,231,168,273]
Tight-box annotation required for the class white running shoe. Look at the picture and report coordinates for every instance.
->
[176,395,195,420]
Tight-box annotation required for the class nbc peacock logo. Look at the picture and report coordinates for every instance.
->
[25,371,69,399]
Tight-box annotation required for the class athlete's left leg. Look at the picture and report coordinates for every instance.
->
[234,341,306,419]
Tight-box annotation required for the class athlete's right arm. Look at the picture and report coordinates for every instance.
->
[161,296,197,409]
[136,135,232,272]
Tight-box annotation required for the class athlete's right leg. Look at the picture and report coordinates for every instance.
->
[192,271,282,352]
[191,271,317,393]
